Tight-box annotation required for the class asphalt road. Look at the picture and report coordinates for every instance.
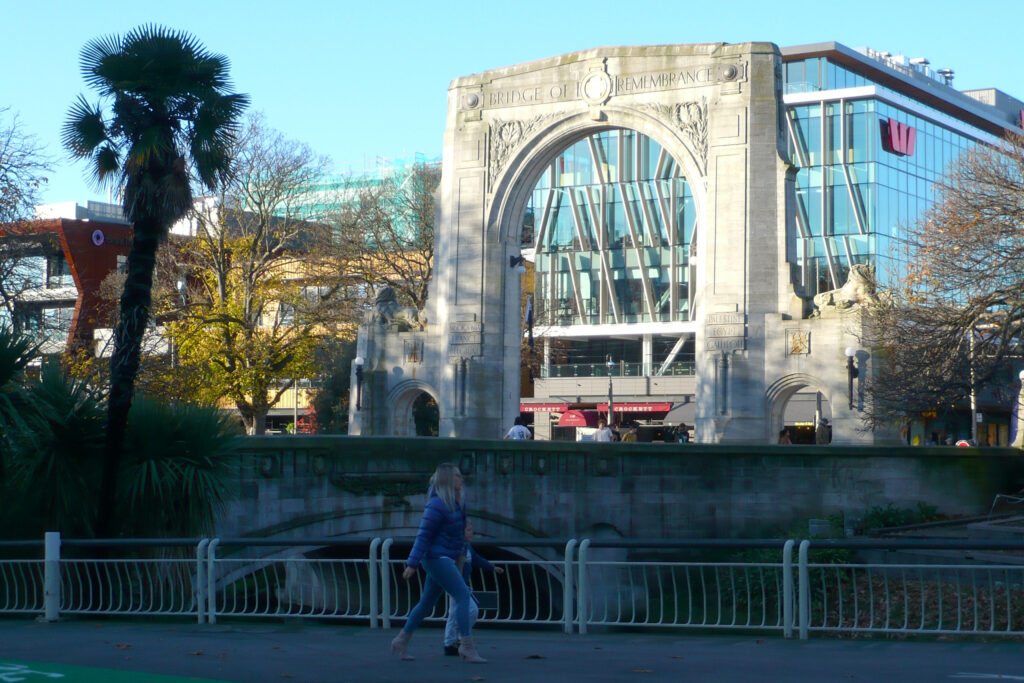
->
[2,618,1024,682]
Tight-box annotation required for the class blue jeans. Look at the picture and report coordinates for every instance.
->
[403,557,471,636]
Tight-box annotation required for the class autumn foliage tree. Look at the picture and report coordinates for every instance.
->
[157,115,353,434]
[861,131,1024,428]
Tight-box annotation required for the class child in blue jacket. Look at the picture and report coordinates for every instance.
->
[444,520,504,655]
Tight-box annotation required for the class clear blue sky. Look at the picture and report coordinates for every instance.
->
[3,0,1020,206]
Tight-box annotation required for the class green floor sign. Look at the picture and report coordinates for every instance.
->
[0,661,223,682]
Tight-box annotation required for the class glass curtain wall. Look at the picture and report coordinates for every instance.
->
[527,129,694,327]
[785,58,980,297]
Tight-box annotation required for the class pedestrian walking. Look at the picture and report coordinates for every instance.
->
[442,520,504,655]
[390,463,488,663]
[778,428,792,445]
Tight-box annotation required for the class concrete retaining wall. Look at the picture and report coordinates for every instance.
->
[222,436,1024,540]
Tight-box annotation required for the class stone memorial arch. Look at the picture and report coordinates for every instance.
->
[351,43,876,443]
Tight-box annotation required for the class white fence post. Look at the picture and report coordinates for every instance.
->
[43,531,60,622]
[563,539,577,634]
[196,539,209,624]
[577,539,590,635]
[798,540,810,641]
[782,539,794,639]
[207,538,220,625]
[369,538,381,629]
[381,538,393,629]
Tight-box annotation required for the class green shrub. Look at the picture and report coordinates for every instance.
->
[119,398,239,537]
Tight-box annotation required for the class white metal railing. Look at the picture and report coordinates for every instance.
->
[0,560,44,615]
[800,539,1024,636]
[5,534,1024,639]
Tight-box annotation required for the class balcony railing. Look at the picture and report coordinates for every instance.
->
[541,361,695,378]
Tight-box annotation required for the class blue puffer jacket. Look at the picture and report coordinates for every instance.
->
[406,489,466,568]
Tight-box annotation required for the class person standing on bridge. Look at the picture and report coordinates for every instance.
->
[390,462,488,663]
[504,415,532,440]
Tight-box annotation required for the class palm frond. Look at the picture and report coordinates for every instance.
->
[92,144,121,181]
[0,326,38,387]
[79,34,124,94]
[61,96,110,159]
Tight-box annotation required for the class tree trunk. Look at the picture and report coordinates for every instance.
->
[97,218,160,538]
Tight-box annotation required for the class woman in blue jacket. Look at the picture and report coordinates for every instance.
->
[390,462,487,663]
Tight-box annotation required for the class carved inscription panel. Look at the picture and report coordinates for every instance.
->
[448,321,483,360]
[475,62,745,111]
[704,312,746,352]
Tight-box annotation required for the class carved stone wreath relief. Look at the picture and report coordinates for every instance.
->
[636,98,709,179]
[488,113,566,186]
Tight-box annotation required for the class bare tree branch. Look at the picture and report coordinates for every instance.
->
[861,131,1024,429]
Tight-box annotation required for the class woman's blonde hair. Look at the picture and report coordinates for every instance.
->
[430,462,463,511]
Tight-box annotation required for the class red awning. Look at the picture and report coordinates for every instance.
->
[520,403,570,413]
[596,403,672,413]
[557,410,601,427]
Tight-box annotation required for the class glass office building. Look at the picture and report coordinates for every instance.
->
[783,48,1006,297]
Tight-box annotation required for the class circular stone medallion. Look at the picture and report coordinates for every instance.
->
[580,71,612,105]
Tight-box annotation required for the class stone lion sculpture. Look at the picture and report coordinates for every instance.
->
[812,263,878,311]
[373,287,425,330]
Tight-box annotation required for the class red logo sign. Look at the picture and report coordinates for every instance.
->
[886,118,916,156]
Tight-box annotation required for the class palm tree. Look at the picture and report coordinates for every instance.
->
[62,26,248,536]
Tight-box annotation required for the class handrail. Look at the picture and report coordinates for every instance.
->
[801,538,1024,551]
[19,536,1024,550]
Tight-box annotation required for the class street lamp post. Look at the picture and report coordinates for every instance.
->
[170,276,187,369]
[969,332,978,444]
[606,355,615,427]
[845,347,859,411]
[354,356,365,411]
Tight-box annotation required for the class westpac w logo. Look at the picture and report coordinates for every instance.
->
[885,118,916,156]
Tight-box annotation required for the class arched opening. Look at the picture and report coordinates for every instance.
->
[767,374,833,444]
[509,126,699,437]
[412,392,439,436]
[389,381,440,437]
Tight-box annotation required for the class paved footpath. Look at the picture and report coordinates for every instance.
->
[2,619,1024,682]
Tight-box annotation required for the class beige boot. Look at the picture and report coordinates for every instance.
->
[390,629,414,660]
[458,634,487,663]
